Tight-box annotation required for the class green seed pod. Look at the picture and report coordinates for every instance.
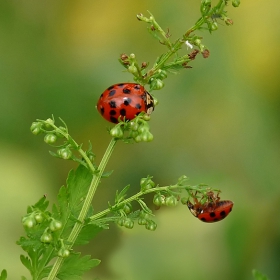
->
[123,203,132,214]
[34,213,44,224]
[110,126,124,138]
[153,194,165,207]
[138,218,147,225]
[141,131,153,142]
[150,78,164,90]
[40,232,53,243]
[22,215,36,228]
[117,217,126,226]
[30,122,42,135]
[49,219,63,232]
[232,0,240,7]
[165,196,178,207]
[128,65,137,74]
[145,220,157,231]
[140,177,155,191]
[124,218,134,229]
[44,133,57,144]
[210,21,218,31]
[57,148,72,160]
[58,248,70,258]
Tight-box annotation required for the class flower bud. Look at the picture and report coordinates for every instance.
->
[57,148,72,160]
[110,126,124,138]
[44,133,57,144]
[128,65,137,74]
[232,0,240,7]
[30,122,42,135]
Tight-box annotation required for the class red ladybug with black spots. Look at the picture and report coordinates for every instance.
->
[96,83,154,123]
[187,191,233,223]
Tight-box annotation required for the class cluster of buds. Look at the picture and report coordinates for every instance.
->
[110,113,154,143]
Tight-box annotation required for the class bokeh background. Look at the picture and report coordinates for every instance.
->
[1,0,280,279]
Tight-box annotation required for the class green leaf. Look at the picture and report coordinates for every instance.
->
[20,255,32,272]
[101,170,114,178]
[57,253,101,280]
[74,224,103,245]
[0,270,7,280]
[252,269,270,280]
[33,196,49,211]
[115,185,130,204]
[67,165,93,215]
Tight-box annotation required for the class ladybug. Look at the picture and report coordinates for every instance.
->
[187,191,233,223]
[187,200,233,223]
[96,83,154,123]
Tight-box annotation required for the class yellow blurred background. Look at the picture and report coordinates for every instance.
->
[0,0,279,279]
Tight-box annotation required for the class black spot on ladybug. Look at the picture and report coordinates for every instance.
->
[117,83,124,87]
[220,211,226,217]
[123,98,132,106]
[100,93,103,98]
[200,217,206,222]
[110,116,118,123]
[134,84,141,89]
[135,103,142,109]
[100,107,104,115]
[109,100,117,108]
[123,88,131,94]
[107,85,115,90]
[229,207,232,212]
[109,110,116,115]
[109,89,116,96]
[120,109,126,116]
[210,212,216,217]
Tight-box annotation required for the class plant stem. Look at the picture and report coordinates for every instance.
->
[46,138,118,280]
[89,184,183,222]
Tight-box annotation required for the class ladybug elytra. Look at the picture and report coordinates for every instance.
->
[96,83,154,123]
[187,191,233,223]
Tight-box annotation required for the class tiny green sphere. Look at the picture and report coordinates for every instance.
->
[44,133,57,144]
[22,216,36,228]
[145,220,157,231]
[165,196,178,207]
[124,219,134,229]
[58,248,70,258]
[49,220,63,232]
[58,148,72,160]
[40,232,53,243]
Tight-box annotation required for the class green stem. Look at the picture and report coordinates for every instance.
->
[89,184,183,222]
[145,16,207,82]
[46,138,118,280]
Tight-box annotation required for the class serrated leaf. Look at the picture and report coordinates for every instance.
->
[57,253,100,280]
[33,196,49,212]
[0,269,7,280]
[67,165,93,215]
[57,185,69,221]
[20,255,32,271]
[17,236,43,253]
[74,224,103,245]
[252,269,270,280]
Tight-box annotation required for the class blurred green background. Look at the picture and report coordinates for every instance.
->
[1,0,280,279]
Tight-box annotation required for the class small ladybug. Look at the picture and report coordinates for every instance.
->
[96,83,154,123]
[187,191,233,223]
